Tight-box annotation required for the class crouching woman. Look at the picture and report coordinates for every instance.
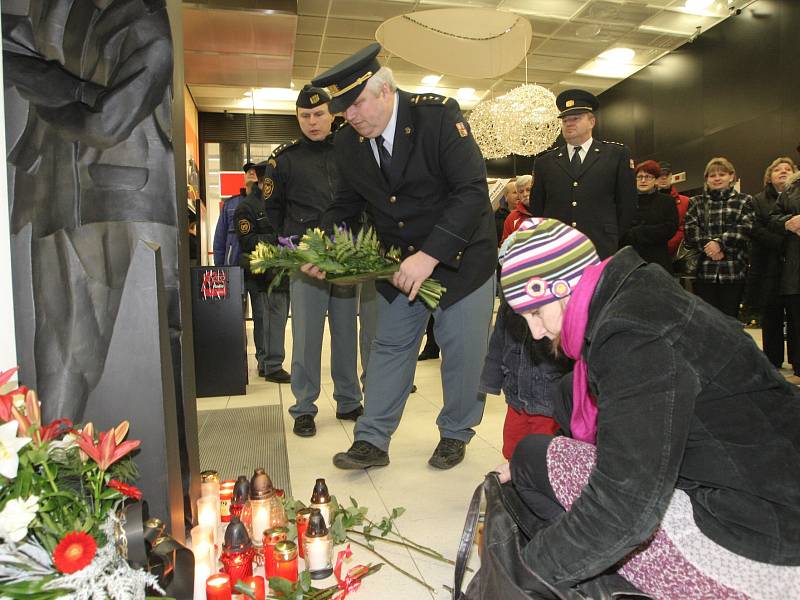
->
[496,218,800,599]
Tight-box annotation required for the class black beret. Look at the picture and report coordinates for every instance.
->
[296,84,330,109]
[658,161,672,175]
[555,89,599,118]
[311,43,382,114]
[242,162,257,173]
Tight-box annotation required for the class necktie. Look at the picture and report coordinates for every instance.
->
[570,146,582,174]
[376,134,392,181]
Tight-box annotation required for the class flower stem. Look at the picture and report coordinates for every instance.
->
[40,460,60,495]
[345,536,434,593]
[345,529,455,566]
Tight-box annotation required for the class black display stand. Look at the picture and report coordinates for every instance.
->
[191,266,248,397]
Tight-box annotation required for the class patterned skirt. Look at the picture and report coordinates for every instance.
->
[546,437,800,600]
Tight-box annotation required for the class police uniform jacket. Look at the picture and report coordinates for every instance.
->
[234,190,288,290]
[322,91,497,309]
[263,135,338,238]
[531,140,636,259]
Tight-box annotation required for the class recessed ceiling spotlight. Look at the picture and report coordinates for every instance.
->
[598,47,635,64]
[421,75,442,85]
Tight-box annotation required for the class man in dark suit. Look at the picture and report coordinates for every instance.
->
[530,89,636,259]
[308,43,497,470]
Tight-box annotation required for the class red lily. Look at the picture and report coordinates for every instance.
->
[10,390,71,447]
[0,367,28,422]
[74,421,140,471]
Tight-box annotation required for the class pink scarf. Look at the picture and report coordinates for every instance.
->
[560,258,611,444]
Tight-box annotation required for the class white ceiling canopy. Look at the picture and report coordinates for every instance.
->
[375,8,532,80]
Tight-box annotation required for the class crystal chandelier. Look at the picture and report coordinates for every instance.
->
[494,84,561,157]
[468,99,510,159]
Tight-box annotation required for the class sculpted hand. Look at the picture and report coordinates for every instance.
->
[493,462,511,483]
[392,252,438,301]
[300,263,326,280]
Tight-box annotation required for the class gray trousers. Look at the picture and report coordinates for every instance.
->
[245,278,266,369]
[259,288,290,374]
[358,280,378,387]
[354,276,495,452]
[288,274,362,418]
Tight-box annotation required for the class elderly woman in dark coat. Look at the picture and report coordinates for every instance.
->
[490,218,800,600]
[745,157,798,370]
[621,160,679,272]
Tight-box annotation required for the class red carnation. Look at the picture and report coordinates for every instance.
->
[53,531,97,574]
[108,479,143,501]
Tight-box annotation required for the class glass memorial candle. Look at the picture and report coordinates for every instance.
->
[302,510,333,580]
[309,479,332,531]
[242,575,266,600]
[220,515,254,586]
[192,525,214,600]
[294,508,313,559]
[220,479,236,523]
[197,495,220,549]
[241,469,287,555]
[273,541,298,583]
[201,470,221,499]
[205,573,232,600]
[230,475,249,520]
[262,526,288,579]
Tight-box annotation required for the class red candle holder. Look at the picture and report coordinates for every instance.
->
[262,526,288,579]
[294,508,313,559]
[220,480,235,523]
[242,575,266,600]
[219,547,254,585]
[273,541,298,583]
[206,573,232,600]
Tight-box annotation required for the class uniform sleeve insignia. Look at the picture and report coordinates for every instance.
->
[268,158,277,168]
[238,219,252,235]
[456,122,468,137]
[262,177,274,200]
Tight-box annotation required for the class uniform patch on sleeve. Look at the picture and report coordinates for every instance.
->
[262,177,274,200]
[456,122,468,137]
[268,158,277,168]
[238,219,252,235]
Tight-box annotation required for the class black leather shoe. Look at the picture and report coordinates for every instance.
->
[336,406,363,421]
[428,438,465,469]
[293,414,316,437]
[418,347,440,361]
[333,441,389,469]
[265,368,291,383]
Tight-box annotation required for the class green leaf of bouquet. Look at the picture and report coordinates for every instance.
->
[233,581,257,598]
[268,576,295,596]
[391,507,406,519]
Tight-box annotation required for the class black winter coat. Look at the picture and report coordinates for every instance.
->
[771,175,800,296]
[522,247,800,586]
[745,184,785,307]
[620,190,678,272]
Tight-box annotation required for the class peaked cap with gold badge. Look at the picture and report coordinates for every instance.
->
[311,42,382,114]
[555,88,599,118]
[295,84,331,109]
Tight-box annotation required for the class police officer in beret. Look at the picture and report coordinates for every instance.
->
[531,89,636,259]
[306,43,497,470]
[234,169,291,385]
[263,85,363,437]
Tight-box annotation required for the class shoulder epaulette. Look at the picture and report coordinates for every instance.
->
[410,93,452,107]
[534,146,560,159]
[600,140,626,147]
[269,139,301,161]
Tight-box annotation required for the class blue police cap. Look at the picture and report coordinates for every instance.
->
[556,89,599,118]
[311,43,382,114]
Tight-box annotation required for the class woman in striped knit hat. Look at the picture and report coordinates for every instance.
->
[492,218,800,599]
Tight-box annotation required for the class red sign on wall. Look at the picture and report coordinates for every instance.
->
[219,171,245,197]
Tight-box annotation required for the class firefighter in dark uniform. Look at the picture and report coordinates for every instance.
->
[308,43,497,470]
[263,85,363,437]
[234,171,291,384]
[531,89,637,259]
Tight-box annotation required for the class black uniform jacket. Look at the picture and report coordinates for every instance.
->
[234,189,286,290]
[322,90,497,309]
[264,135,338,239]
[531,140,636,259]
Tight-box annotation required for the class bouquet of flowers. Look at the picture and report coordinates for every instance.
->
[0,368,162,599]
[247,227,446,309]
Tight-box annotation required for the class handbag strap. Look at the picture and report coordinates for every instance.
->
[452,478,485,599]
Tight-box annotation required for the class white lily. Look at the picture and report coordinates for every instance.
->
[0,495,39,542]
[0,420,31,479]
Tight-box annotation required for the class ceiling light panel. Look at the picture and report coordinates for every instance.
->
[641,11,720,35]
[499,0,588,19]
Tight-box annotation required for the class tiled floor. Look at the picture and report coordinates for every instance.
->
[197,315,797,599]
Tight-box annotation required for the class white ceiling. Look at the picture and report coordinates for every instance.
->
[186,0,750,114]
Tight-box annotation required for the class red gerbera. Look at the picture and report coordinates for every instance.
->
[52,531,97,574]
[107,479,143,501]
